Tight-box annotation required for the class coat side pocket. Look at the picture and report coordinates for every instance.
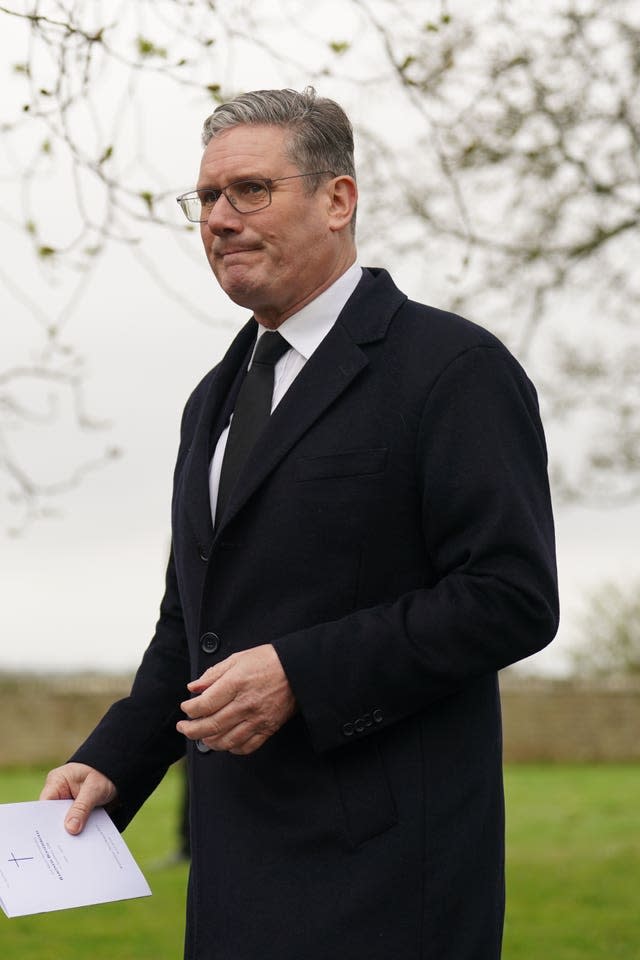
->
[332,738,398,848]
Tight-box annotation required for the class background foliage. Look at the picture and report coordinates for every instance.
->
[2,0,639,531]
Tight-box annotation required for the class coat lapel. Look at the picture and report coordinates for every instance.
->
[213,269,407,537]
[181,319,258,552]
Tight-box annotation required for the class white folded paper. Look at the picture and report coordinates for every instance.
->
[0,800,151,917]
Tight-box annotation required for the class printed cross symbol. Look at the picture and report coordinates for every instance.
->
[8,852,34,868]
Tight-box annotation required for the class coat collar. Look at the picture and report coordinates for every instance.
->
[337,267,407,345]
[182,268,407,551]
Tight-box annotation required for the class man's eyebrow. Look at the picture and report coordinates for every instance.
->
[195,174,270,192]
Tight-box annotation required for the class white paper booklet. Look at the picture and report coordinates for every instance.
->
[0,800,151,917]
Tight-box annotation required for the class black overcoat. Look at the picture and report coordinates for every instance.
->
[73,268,559,960]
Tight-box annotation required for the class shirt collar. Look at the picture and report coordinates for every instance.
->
[255,262,362,360]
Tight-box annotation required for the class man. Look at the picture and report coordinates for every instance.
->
[41,87,559,959]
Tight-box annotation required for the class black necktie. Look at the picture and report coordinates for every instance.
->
[216,331,290,525]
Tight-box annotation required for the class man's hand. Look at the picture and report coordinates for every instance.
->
[40,763,117,835]
[177,644,296,755]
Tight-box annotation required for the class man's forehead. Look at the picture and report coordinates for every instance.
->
[199,123,291,177]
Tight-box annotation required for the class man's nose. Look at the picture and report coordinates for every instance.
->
[206,193,243,234]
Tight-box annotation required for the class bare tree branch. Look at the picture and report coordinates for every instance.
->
[1,0,639,530]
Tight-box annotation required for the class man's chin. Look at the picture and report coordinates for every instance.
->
[220,277,263,312]
[213,264,257,303]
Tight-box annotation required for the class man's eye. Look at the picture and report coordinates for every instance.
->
[235,180,268,198]
[200,190,220,205]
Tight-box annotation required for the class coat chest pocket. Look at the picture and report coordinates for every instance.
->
[295,447,388,482]
[332,738,398,848]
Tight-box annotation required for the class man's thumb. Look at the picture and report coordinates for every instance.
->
[64,785,96,835]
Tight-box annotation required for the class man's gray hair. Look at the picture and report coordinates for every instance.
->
[201,87,356,192]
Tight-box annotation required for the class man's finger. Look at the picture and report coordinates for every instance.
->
[201,719,257,753]
[181,672,239,720]
[39,770,65,801]
[177,697,240,739]
[228,733,268,756]
[187,658,233,694]
[65,799,92,835]
[63,774,116,835]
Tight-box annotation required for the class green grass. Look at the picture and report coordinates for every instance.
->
[1,765,639,958]
[0,764,188,960]
[503,765,640,959]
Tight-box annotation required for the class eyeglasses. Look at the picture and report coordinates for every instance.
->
[176,171,335,222]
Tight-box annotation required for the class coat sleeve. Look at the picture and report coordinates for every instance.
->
[273,344,559,753]
[69,547,190,829]
[67,382,208,829]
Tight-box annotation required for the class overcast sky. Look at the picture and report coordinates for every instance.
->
[1,1,638,677]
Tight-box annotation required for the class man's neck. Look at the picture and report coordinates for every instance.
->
[254,250,358,330]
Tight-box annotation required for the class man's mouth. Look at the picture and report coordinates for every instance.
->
[218,246,261,258]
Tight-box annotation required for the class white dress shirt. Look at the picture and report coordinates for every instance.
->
[209,262,363,527]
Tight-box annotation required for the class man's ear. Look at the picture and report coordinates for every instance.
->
[327,176,358,232]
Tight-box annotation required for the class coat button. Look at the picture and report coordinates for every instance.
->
[200,632,220,655]
[372,708,384,724]
[354,717,366,733]
[196,739,211,753]
[199,550,209,562]
[342,722,354,737]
